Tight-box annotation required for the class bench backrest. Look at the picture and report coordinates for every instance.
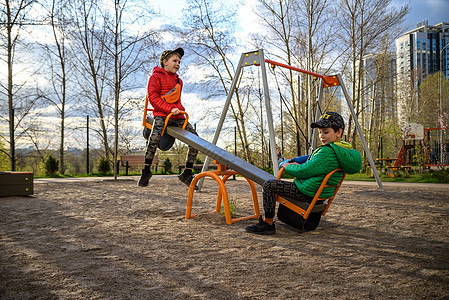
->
[120,155,158,166]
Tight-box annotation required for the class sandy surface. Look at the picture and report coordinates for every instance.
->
[1,176,448,299]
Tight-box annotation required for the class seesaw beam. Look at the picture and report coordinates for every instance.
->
[146,117,275,186]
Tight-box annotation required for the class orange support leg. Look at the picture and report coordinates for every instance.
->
[185,169,260,225]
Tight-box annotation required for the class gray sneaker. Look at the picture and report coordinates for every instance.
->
[178,171,199,190]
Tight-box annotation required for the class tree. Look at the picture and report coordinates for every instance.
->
[253,0,337,155]
[253,0,305,154]
[45,154,59,175]
[101,0,158,179]
[0,140,8,169]
[182,0,253,161]
[37,0,73,174]
[365,52,398,158]
[335,0,409,148]
[0,0,40,170]
[419,72,449,128]
[69,0,113,162]
[296,0,337,148]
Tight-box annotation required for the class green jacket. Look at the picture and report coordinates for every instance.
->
[284,141,362,198]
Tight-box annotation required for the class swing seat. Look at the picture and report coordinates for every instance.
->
[276,168,345,232]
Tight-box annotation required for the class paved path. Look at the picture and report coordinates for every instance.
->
[34,175,449,189]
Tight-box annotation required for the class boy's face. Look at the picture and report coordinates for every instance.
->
[163,54,181,74]
[318,127,343,145]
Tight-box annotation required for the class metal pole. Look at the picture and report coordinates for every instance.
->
[337,74,383,188]
[198,52,245,189]
[311,80,324,152]
[87,115,89,174]
[280,96,284,155]
[260,49,279,176]
[10,108,15,171]
[439,43,449,164]
[298,75,302,155]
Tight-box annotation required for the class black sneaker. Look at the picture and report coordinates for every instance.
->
[137,168,152,187]
[245,217,275,235]
[178,171,199,190]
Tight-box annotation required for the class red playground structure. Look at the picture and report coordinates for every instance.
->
[389,124,448,176]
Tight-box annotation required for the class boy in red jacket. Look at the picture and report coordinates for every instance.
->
[138,48,199,188]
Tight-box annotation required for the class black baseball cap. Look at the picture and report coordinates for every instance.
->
[311,112,345,130]
[160,48,184,66]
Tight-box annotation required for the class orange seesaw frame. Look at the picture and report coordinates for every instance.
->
[185,162,260,225]
[142,94,189,135]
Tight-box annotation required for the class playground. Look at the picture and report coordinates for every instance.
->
[1,176,448,299]
[2,49,447,298]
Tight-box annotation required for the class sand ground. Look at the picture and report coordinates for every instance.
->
[1,176,448,299]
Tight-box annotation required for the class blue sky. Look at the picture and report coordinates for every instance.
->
[396,0,449,28]
[151,0,448,30]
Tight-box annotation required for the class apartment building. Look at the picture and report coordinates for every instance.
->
[395,21,449,124]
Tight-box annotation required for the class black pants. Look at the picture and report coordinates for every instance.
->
[144,116,198,165]
[262,179,313,219]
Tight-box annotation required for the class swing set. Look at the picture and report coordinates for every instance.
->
[198,49,383,189]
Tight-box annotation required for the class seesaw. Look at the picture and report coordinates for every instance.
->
[145,115,274,224]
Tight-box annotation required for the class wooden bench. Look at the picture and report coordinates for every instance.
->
[386,166,399,177]
[0,172,34,197]
[402,166,412,177]
[376,158,398,167]
[386,165,412,178]
[178,163,218,174]
[120,155,166,175]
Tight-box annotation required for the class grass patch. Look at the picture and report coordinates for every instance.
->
[220,197,238,218]
[346,169,448,184]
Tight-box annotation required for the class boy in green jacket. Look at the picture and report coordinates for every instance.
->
[245,112,362,235]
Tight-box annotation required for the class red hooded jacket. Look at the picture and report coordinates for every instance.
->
[147,66,186,120]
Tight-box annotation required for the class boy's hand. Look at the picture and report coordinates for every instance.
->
[279,159,290,168]
[280,162,298,168]
[171,108,180,115]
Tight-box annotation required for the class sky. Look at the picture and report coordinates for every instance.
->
[151,0,449,31]
[141,0,449,151]
[4,0,449,151]
[395,0,449,28]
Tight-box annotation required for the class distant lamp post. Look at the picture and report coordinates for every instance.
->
[439,42,449,164]
[440,43,449,165]
[440,42,449,119]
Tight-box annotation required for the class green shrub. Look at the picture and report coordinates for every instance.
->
[45,155,59,175]
[420,169,449,183]
[98,157,111,174]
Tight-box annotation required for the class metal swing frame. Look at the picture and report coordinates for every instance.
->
[199,49,383,189]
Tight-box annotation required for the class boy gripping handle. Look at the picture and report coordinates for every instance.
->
[245,112,362,235]
[138,48,200,189]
